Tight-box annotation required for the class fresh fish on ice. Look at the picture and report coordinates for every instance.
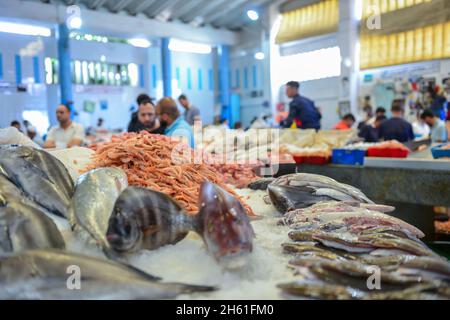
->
[0,249,215,299]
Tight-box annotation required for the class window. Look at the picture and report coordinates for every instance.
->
[277,47,341,82]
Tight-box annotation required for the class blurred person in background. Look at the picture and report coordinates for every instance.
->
[366,107,386,127]
[421,109,448,143]
[334,114,356,130]
[44,104,85,149]
[358,96,373,129]
[426,85,447,120]
[10,120,22,132]
[178,94,200,126]
[128,98,162,134]
[156,97,194,148]
[234,122,243,130]
[358,115,386,142]
[378,100,414,143]
[275,103,288,127]
[26,126,44,146]
[412,111,430,139]
[283,81,321,130]
[220,118,230,130]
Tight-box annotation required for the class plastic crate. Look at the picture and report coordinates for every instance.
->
[366,147,409,158]
[332,149,366,165]
[431,144,450,159]
[293,156,330,165]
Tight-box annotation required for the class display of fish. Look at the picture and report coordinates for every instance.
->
[0,146,71,218]
[268,173,373,213]
[289,257,425,291]
[247,178,275,190]
[106,182,255,269]
[0,201,65,253]
[70,168,128,257]
[0,249,215,299]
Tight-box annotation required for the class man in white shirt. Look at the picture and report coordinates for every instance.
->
[44,104,85,149]
[421,109,448,143]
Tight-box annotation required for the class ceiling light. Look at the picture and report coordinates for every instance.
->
[0,21,51,37]
[254,52,265,60]
[128,38,151,48]
[100,55,106,62]
[68,16,82,29]
[168,39,212,54]
[247,10,259,21]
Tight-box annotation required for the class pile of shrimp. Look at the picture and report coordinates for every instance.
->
[85,131,255,216]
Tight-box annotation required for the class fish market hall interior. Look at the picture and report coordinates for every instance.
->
[1,0,450,301]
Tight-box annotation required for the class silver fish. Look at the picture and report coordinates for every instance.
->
[0,146,70,218]
[0,201,65,253]
[278,280,365,300]
[70,168,128,256]
[269,174,373,213]
[0,249,215,299]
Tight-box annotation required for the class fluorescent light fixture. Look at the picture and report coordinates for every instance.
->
[100,55,106,62]
[247,10,259,21]
[128,38,151,48]
[254,52,265,60]
[168,39,212,54]
[128,63,139,86]
[0,21,51,37]
[68,16,82,29]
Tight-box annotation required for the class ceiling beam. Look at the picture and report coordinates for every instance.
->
[109,0,133,13]
[202,0,248,24]
[88,0,108,10]
[147,0,180,18]
[170,0,203,20]
[127,0,157,15]
[181,0,224,23]
[0,0,239,45]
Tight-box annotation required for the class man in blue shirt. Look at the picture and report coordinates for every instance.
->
[156,97,194,148]
[283,81,321,130]
[378,101,415,143]
[421,109,448,143]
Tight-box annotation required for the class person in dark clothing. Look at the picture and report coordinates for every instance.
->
[127,98,162,134]
[358,115,386,142]
[128,93,152,132]
[283,81,321,130]
[378,101,415,142]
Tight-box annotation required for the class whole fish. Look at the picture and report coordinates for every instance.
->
[271,173,373,204]
[394,256,450,281]
[20,146,74,198]
[0,201,65,253]
[283,242,358,261]
[0,146,70,218]
[106,182,255,269]
[70,168,128,257]
[0,249,215,299]
[313,231,435,256]
[106,186,190,253]
[287,210,424,239]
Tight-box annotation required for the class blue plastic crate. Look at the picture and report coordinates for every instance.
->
[332,149,366,165]
[431,144,450,159]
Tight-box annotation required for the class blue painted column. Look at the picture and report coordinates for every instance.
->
[57,23,73,111]
[218,45,231,125]
[161,37,172,97]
